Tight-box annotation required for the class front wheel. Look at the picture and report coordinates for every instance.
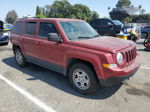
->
[68,63,99,94]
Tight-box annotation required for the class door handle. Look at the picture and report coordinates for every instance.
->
[35,41,40,44]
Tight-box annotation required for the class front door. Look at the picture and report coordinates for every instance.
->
[36,22,69,72]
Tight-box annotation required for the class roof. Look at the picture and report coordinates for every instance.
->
[17,18,83,22]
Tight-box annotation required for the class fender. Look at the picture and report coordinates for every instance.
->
[63,49,107,79]
[11,34,25,55]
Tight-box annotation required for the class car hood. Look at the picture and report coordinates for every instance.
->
[69,36,135,53]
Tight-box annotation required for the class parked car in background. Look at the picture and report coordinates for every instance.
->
[10,18,140,94]
[90,18,123,36]
[0,30,9,45]
[141,25,150,38]
[0,21,9,45]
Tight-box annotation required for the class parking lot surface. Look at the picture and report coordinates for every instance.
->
[0,39,150,112]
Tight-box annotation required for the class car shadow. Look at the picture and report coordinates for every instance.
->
[136,41,143,45]
[137,48,150,52]
[2,57,122,100]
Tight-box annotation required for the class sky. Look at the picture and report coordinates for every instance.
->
[0,0,150,22]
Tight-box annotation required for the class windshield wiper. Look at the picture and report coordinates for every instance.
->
[78,35,100,39]
[78,36,91,39]
[92,35,100,37]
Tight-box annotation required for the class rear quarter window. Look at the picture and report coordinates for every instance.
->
[12,22,22,34]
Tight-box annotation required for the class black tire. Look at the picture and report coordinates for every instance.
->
[142,32,148,39]
[0,42,8,46]
[68,63,99,94]
[14,48,27,67]
[4,42,8,45]
[143,38,150,48]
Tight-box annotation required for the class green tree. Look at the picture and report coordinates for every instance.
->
[91,11,99,20]
[35,14,46,18]
[5,10,18,24]
[116,0,131,7]
[36,6,42,15]
[72,4,91,21]
[139,5,142,10]
[123,17,132,23]
[140,9,146,15]
[107,7,111,11]
[39,0,99,22]
[47,0,72,18]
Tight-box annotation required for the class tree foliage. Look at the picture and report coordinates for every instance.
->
[116,0,131,7]
[35,14,46,18]
[131,14,150,22]
[140,9,146,15]
[5,10,18,24]
[36,6,42,15]
[48,0,72,18]
[35,0,99,22]
[91,11,99,20]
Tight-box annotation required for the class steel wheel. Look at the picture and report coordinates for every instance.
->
[73,69,90,90]
[14,48,27,67]
[69,63,98,94]
[15,50,23,64]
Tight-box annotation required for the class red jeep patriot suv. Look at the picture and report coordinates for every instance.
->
[10,18,140,94]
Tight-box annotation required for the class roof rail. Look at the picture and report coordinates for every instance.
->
[19,15,34,19]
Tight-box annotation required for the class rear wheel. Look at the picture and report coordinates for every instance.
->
[14,48,27,67]
[68,63,99,94]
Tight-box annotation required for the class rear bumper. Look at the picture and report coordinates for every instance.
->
[99,55,141,86]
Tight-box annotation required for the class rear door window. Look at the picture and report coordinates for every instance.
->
[24,22,36,36]
[38,22,58,39]
[12,22,22,34]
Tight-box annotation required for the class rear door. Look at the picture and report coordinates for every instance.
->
[11,22,23,47]
[21,22,39,58]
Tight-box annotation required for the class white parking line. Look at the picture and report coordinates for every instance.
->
[0,74,57,112]
[141,66,150,70]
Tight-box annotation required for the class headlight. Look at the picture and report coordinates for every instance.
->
[116,52,124,64]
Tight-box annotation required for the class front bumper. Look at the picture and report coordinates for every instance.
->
[99,68,138,86]
[99,55,141,86]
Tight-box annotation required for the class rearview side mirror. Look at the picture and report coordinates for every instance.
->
[48,33,62,43]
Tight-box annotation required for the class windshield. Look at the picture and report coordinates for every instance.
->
[112,20,123,26]
[60,21,99,40]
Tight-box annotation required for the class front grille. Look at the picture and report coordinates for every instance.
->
[125,47,136,64]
